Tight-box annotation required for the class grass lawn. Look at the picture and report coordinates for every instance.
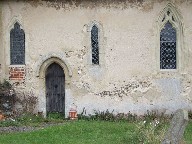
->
[0,120,191,144]
[184,121,192,144]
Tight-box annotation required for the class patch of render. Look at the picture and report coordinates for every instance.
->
[153,76,192,113]
[64,47,86,60]
[97,77,153,98]
[140,0,192,12]
[0,4,3,82]
[75,73,192,115]
[71,65,106,96]
[0,64,2,80]
[71,64,93,94]
[72,76,156,115]
[153,72,192,101]
[72,77,92,95]
[24,65,37,89]
[180,75,192,107]
[64,47,93,93]
[18,0,192,11]
[22,0,144,10]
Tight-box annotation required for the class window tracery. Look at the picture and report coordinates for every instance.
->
[160,21,176,69]
[159,8,178,69]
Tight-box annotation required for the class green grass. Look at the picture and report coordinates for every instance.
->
[0,113,65,128]
[0,121,136,144]
[0,120,191,144]
[184,120,192,144]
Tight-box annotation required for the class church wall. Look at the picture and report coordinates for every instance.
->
[1,0,192,116]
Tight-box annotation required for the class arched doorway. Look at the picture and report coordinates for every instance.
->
[45,62,65,114]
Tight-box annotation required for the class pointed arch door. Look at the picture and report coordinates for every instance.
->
[45,63,65,114]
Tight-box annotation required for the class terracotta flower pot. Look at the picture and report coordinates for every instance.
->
[0,114,5,120]
[69,110,77,120]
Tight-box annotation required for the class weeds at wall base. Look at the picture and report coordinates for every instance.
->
[77,108,172,123]
[188,110,192,120]
[0,80,15,118]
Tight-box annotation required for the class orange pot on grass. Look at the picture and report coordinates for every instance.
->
[69,110,77,120]
[0,114,5,120]
[69,103,78,120]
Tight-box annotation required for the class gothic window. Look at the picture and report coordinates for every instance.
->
[10,22,25,65]
[91,25,99,65]
[159,7,179,70]
[160,21,176,69]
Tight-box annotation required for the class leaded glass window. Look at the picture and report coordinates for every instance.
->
[10,22,25,65]
[160,21,176,69]
[91,25,99,65]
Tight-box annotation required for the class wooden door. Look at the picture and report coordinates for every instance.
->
[46,63,65,114]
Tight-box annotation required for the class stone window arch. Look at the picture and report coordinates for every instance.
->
[91,25,99,65]
[10,22,25,65]
[157,3,185,71]
[85,20,105,67]
[84,21,106,79]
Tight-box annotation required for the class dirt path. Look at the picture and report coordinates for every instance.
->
[0,122,65,134]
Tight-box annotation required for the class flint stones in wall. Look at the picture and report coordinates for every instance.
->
[162,109,188,144]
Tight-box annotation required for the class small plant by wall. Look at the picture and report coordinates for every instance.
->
[78,108,171,122]
[0,80,38,118]
[0,80,15,117]
[127,118,168,143]
[188,110,192,120]
[14,91,38,116]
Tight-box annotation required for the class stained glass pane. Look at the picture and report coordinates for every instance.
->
[91,25,99,65]
[160,21,176,69]
[10,22,25,65]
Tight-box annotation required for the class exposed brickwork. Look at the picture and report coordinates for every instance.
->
[9,66,25,81]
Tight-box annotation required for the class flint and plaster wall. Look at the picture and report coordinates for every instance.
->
[0,3,3,81]
[0,0,192,116]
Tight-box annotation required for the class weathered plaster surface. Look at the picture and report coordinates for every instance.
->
[0,0,192,116]
[0,4,4,82]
